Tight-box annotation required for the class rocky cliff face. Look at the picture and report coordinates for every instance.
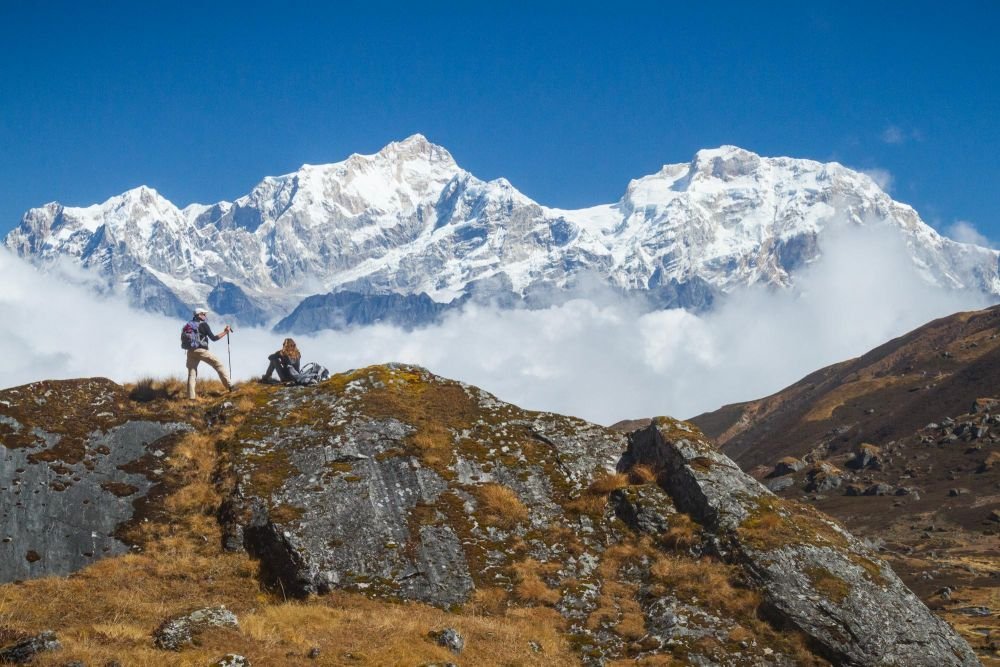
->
[212,365,978,665]
[0,379,190,583]
[6,136,999,329]
[0,368,984,665]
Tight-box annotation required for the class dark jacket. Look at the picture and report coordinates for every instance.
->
[268,352,301,382]
[197,321,225,348]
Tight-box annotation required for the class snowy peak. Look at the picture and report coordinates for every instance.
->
[6,139,1000,327]
[690,145,763,181]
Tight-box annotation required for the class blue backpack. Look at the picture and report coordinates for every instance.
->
[180,320,203,350]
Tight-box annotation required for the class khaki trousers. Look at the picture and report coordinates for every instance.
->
[186,348,232,399]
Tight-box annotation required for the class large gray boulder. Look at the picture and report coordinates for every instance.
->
[620,420,981,667]
[0,379,191,583]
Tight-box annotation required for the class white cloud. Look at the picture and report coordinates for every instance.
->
[881,125,906,144]
[881,125,923,145]
[860,168,893,192]
[945,220,994,248]
[0,228,988,425]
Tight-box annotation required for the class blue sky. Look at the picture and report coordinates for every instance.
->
[1,1,998,242]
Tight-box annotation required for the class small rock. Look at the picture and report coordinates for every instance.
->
[766,476,795,492]
[154,606,239,651]
[770,457,805,477]
[988,509,1000,523]
[948,488,970,497]
[864,483,893,496]
[0,631,61,664]
[211,655,251,667]
[848,444,883,470]
[429,628,464,654]
[528,640,542,653]
[954,606,991,617]
[307,647,321,659]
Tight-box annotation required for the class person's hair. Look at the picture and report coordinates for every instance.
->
[280,338,301,362]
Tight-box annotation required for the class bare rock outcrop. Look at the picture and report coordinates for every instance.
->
[0,379,191,583]
[620,420,980,667]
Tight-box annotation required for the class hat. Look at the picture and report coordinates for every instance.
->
[194,308,209,316]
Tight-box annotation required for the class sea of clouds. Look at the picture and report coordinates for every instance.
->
[0,225,990,424]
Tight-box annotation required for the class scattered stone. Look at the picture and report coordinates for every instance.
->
[864,483,893,496]
[844,483,865,497]
[153,606,239,651]
[987,509,1000,523]
[948,488,970,497]
[953,606,992,617]
[804,462,842,492]
[972,398,999,414]
[847,443,883,470]
[766,476,795,492]
[0,630,60,664]
[979,451,1000,473]
[211,655,251,667]
[429,628,464,654]
[770,456,805,477]
[307,647,321,659]
[528,640,542,653]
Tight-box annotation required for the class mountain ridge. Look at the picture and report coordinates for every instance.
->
[6,135,1000,329]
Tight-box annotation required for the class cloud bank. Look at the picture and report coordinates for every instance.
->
[0,225,990,425]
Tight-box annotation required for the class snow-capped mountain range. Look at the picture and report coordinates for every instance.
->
[6,134,1000,330]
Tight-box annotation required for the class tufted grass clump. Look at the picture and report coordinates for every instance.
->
[478,483,530,529]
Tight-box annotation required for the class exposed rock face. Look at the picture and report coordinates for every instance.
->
[220,364,624,607]
[273,290,452,333]
[0,379,191,583]
[153,606,239,651]
[216,365,978,665]
[620,421,980,667]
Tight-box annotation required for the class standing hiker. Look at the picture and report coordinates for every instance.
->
[261,338,302,383]
[181,308,233,399]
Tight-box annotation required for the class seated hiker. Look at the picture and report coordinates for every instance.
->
[182,308,233,399]
[262,338,302,383]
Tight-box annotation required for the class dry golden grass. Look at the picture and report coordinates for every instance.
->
[587,544,647,641]
[477,483,530,529]
[627,463,658,485]
[661,511,701,550]
[513,559,562,606]
[649,554,758,616]
[587,471,630,494]
[802,376,902,422]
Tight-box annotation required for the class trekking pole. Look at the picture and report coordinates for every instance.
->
[227,325,233,381]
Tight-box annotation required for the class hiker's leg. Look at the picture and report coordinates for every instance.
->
[262,359,278,381]
[186,351,200,399]
[201,349,232,390]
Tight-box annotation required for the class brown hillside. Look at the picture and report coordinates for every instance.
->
[690,305,1000,663]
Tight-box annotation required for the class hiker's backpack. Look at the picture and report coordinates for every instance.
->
[180,320,203,350]
[294,362,330,386]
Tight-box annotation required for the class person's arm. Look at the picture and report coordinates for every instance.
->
[203,323,231,342]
